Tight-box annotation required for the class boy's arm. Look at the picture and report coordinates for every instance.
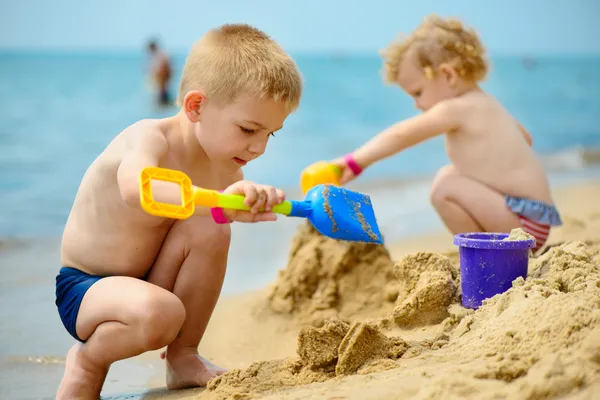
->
[516,120,533,147]
[352,100,462,169]
[116,125,212,216]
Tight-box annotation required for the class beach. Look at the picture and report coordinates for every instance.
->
[2,178,598,400]
[1,2,599,398]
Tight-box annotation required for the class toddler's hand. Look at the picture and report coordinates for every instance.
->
[222,181,286,223]
[331,153,364,185]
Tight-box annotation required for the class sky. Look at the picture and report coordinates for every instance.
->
[1,0,599,55]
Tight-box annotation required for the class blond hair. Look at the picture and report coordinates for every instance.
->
[381,15,488,84]
[177,23,303,112]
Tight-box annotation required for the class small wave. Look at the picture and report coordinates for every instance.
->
[0,238,29,252]
[540,147,600,171]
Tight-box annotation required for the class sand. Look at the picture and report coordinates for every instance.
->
[139,181,600,400]
[266,221,396,327]
[505,227,536,242]
[202,229,600,399]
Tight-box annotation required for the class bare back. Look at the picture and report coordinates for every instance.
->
[445,91,553,203]
[61,119,230,277]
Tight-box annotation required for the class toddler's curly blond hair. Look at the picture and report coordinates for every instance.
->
[381,15,488,84]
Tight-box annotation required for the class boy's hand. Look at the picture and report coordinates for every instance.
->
[221,181,286,223]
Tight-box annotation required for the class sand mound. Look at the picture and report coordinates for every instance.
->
[506,227,536,241]
[332,321,406,375]
[267,222,396,326]
[296,319,407,375]
[206,319,407,399]
[267,222,460,327]
[387,252,459,327]
[203,225,600,399]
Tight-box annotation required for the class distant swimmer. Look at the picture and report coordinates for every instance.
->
[147,39,173,107]
[521,56,537,70]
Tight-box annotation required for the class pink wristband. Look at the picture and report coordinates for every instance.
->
[211,190,230,224]
[211,207,229,224]
[344,153,363,176]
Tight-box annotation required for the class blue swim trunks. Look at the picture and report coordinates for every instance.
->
[55,267,104,342]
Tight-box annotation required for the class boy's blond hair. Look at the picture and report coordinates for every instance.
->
[381,15,488,84]
[177,23,303,112]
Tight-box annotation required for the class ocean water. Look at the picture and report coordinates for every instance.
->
[0,52,599,238]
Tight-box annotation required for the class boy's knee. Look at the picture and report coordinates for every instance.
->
[138,292,186,350]
[177,216,231,254]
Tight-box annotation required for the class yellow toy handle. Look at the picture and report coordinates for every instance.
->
[139,166,292,219]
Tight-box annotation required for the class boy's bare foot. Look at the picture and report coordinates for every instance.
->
[164,348,228,390]
[199,355,227,376]
[160,350,227,376]
[56,344,108,400]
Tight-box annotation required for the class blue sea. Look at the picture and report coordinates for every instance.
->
[0,51,599,399]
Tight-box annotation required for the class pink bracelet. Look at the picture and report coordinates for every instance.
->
[344,153,363,176]
[211,190,230,224]
[211,207,229,224]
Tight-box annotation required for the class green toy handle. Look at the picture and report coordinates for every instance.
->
[215,193,293,215]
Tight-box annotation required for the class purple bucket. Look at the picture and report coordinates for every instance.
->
[453,232,535,309]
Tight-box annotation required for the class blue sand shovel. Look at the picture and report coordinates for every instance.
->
[139,167,383,244]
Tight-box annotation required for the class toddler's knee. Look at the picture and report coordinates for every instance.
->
[138,293,186,350]
[435,164,458,180]
[430,183,448,207]
[430,165,459,206]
